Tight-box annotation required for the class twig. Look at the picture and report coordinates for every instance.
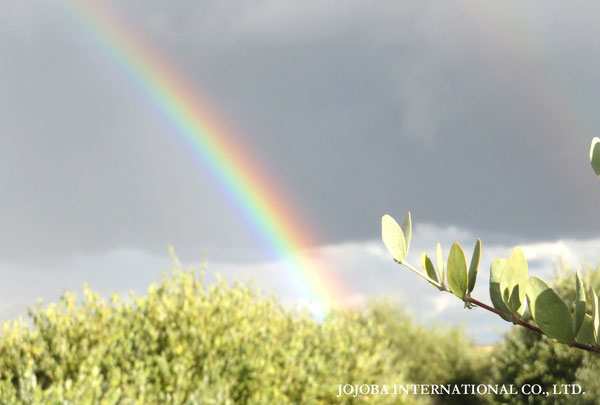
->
[466,296,600,355]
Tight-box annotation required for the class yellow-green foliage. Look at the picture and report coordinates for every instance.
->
[0,263,483,404]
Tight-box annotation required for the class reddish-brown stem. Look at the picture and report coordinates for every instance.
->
[465,296,600,355]
[467,297,542,334]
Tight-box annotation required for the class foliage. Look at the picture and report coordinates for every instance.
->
[490,266,600,404]
[381,137,600,354]
[0,261,486,404]
[360,302,492,405]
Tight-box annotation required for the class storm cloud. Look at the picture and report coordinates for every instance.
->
[2,1,600,342]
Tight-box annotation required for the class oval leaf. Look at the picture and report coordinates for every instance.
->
[526,276,574,344]
[401,212,412,255]
[499,247,529,317]
[447,243,468,299]
[574,271,586,336]
[421,252,439,287]
[489,258,511,316]
[525,276,547,320]
[436,243,445,285]
[467,239,481,294]
[382,215,406,263]
[576,314,596,346]
[590,137,600,178]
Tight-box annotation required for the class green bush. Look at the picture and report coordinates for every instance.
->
[0,262,485,404]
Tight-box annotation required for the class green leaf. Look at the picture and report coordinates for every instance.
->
[489,258,511,316]
[525,276,546,320]
[526,276,574,344]
[467,239,481,294]
[574,271,586,336]
[401,212,412,255]
[382,214,407,263]
[592,287,600,344]
[576,314,596,346]
[499,247,529,317]
[447,243,468,299]
[436,243,445,285]
[590,137,600,178]
[421,252,439,287]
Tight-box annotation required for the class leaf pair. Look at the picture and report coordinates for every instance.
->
[489,247,574,343]
[526,277,573,344]
[382,213,441,287]
[577,286,600,346]
[382,213,483,297]
[564,275,600,346]
[490,249,573,343]
[382,213,411,264]
[446,239,481,299]
[420,243,447,289]
[490,249,600,346]
[489,248,529,318]
[527,273,600,345]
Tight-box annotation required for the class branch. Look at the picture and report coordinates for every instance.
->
[466,296,600,355]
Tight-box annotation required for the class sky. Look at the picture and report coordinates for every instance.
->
[2,0,600,343]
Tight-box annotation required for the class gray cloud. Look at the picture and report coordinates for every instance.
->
[4,222,599,344]
[2,1,600,269]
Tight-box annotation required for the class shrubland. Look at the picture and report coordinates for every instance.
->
[0,262,486,404]
[1,260,597,404]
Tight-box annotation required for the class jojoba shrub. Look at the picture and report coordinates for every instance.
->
[382,138,600,356]
[0,261,483,404]
[491,265,600,405]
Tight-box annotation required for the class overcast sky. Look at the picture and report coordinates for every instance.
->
[2,1,600,343]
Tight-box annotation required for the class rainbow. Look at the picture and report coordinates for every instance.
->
[65,0,346,310]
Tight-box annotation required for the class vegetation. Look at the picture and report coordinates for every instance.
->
[490,265,600,404]
[0,260,597,404]
[0,260,486,404]
[381,137,600,354]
